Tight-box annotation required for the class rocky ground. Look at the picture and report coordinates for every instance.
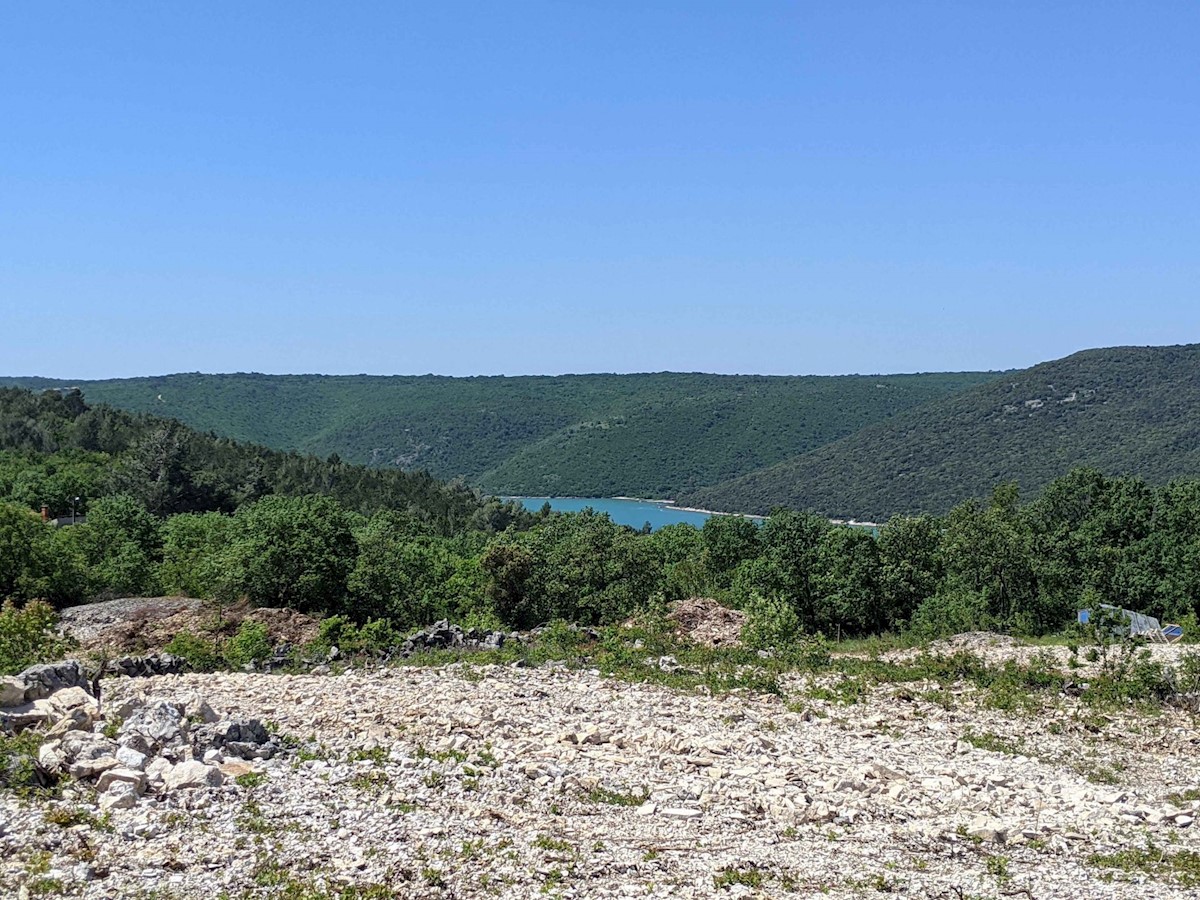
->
[3,646,1200,899]
[57,596,320,655]
[882,630,1197,670]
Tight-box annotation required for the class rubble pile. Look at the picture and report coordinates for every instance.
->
[1,648,1198,898]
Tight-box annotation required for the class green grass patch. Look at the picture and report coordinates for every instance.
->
[235,771,267,789]
[533,834,575,853]
[585,785,649,807]
[961,729,1026,756]
[1168,787,1200,805]
[713,865,766,890]
[1088,845,1200,887]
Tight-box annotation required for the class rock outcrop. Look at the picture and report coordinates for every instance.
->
[0,661,97,735]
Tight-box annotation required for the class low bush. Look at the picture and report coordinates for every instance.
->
[225,619,273,669]
[0,599,71,676]
[0,729,54,795]
[740,592,802,651]
[163,629,223,673]
[312,615,402,656]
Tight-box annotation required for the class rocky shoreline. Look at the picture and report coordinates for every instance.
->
[2,648,1199,898]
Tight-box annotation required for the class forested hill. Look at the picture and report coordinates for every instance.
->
[0,387,525,534]
[0,372,996,499]
[683,344,1200,520]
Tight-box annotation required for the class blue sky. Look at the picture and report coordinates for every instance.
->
[3,2,1197,378]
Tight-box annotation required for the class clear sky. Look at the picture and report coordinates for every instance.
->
[3,2,1197,378]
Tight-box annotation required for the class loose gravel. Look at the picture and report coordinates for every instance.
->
[3,655,1199,899]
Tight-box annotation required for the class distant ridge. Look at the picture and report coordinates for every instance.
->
[0,371,995,501]
[682,344,1200,519]
[22,345,1197,521]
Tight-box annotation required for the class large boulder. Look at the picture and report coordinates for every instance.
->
[95,767,146,794]
[18,660,90,702]
[118,701,187,753]
[193,718,274,760]
[0,677,26,708]
[144,756,173,792]
[163,760,224,790]
[1,685,98,735]
[99,783,139,811]
[115,745,148,771]
[38,730,120,777]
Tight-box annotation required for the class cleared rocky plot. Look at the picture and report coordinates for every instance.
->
[57,596,320,655]
[2,649,1200,899]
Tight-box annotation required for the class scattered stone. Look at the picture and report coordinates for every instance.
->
[104,654,186,679]
[4,639,1200,899]
[661,807,703,819]
[193,719,273,760]
[95,767,146,794]
[966,817,1008,844]
[99,783,138,812]
[665,597,746,648]
[163,760,224,791]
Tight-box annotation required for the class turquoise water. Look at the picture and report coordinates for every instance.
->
[506,496,757,531]
[508,496,880,536]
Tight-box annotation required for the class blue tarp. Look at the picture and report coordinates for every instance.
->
[1077,604,1162,636]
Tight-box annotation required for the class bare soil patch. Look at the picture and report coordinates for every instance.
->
[58,596,320,654]
[666,596,746,648]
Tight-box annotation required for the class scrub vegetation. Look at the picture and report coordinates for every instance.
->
[687,343,1200,518]
[4,384,1200,686]
[1,370,994,501]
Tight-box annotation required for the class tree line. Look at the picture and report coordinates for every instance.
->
[0,386,529,532]
[3,445,1200,641]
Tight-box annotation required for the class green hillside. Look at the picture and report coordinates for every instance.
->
[1,371,996,499]
[0,386,524,534]
[684,344,1200,520]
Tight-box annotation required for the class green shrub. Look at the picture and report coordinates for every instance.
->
[219,495,356,614]
[1073,636,1181,708]
[908,587,989,639]
[1178,612,1200,644]
[314,615,358,651]
[537,619,590,657]
[159,512,230,598]
[740,592,802,650]
[1175,652,1200,706]
[309,615,401,656]
[163,629,223,672]
[0,729,53,795]
[225,619,273,668]
[78,494,162,597]
[357,618,401,653]
[778,634,832,669]
[0,599,71,676]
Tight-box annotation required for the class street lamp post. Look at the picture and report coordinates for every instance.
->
[72,496,80,525]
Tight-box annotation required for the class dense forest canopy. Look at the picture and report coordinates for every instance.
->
[685,344,1200,519]
[0,387,527,532]
[3,387,1200,645]
[0,371,996,501]
[11,345,1200,522]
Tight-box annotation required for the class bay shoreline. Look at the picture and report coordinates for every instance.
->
[506,495,880,528]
